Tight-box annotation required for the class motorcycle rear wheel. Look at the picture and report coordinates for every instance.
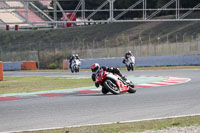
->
[103,79,120,95]
[102,88,109,94]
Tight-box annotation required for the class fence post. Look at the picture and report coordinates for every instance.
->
[92,38,96,58]
[182,32,186,55]
[72,39,75,52]
[104,38,110,57]
[167,34,172,55]
[37,43,40,69]
[133,42,137,57]
[147,34,151,56]
[127,35,130,51]
[158,33,161,56]
[82,39,85,58]
[139,33,142,57]
[191,32,196,53]
[116,38,119,57]
[176,32,179,55]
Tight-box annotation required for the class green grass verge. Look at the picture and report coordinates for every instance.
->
[20,115,200,133]
[1,66,199,94]
[0,76,93,94]
[4,66,200,73]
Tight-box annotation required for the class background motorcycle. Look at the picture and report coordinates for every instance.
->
[95,69,136,95]
[123,56,135,71]
[71,59,81,73]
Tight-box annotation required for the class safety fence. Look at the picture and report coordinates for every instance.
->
[0,32,200,68]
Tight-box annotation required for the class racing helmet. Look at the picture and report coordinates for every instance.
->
[128,51,132,54]
[75,54,79,57]
[91,63,100,73]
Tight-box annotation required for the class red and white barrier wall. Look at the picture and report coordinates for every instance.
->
[3,61,37,71]
[0,61,3,81]
[62,60,68,70]
[21,61,37,70]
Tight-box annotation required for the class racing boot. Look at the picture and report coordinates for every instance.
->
[122,75,132,85]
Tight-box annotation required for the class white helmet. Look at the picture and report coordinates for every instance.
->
[91,63,100,73]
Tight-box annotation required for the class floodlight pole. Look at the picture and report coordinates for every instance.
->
[143,0,147,20]
[53,0,57,28]
[25,0,29,23]
[176,0,180,19]
[81,0,85,21]
[108,0,115,22]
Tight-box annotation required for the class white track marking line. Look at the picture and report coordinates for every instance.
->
[5,113,200,133]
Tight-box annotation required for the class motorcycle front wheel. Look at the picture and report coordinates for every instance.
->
[128,83,136,93]
[127,66,130,71]
[130,64,134,71]
[103,79,120,95]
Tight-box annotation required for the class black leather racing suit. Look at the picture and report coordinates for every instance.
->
[69,56,75,69]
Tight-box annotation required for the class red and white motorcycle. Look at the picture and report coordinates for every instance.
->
[95,69,136,95]
[123,56,135,71]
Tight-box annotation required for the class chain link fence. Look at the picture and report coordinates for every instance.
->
[72,32,200,58]
[0,32,199,68]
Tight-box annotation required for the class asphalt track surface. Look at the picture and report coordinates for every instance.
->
[1,69,200,132]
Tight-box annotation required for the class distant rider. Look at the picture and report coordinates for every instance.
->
[122,51,135,65]
[69,54,75,69]
[91,63,127,88]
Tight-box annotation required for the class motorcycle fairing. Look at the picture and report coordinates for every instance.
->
[107,73,129,93]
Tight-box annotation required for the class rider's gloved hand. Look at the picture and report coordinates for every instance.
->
[95,83,99,88]
[122,76,127,81]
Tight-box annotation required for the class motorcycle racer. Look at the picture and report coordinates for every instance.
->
[69,54,75,69]
[122,51,134,64]
[69,54,80,69]
[91,63,127,88]
[122,51,135,71]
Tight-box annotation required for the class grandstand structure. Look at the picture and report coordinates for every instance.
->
[0,0,200,30]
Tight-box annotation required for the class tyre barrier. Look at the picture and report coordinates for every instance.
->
[3,61,37,71]
[21,61,37,70]
[62,60,68,70]
[0,61,3,81]
[3,62,22,71]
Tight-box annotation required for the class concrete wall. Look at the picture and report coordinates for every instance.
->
[80,57,124,68]
[3,62,22,71]
[80,54,200,68]
[3,54,200,70]
[137,54,200,67]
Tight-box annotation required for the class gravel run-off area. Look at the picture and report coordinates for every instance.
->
[138,126,200,133]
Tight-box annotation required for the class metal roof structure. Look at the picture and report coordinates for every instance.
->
[0,0,200,28]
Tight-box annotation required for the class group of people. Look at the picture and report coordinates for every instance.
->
[69,51,135,85]
[69,51,134,70]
